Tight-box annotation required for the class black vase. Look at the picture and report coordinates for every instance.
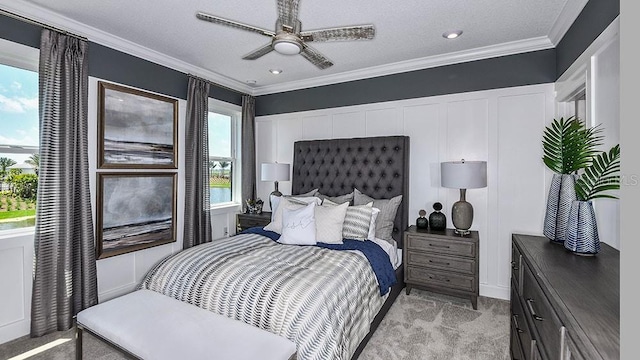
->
[416,216,428,229]
[429,202,447,231]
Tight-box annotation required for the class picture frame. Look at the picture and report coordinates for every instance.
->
[98,81,178,169]
[96,172,177,259]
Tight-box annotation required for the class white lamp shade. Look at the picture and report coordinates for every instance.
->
[441,161,487,189]
[261,163,290,182]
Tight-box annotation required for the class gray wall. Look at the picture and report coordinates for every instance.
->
[0,13,243,105]
[255,49,556,116]
[556,0,620,77]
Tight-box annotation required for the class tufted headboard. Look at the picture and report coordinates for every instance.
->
[292,136,410,248]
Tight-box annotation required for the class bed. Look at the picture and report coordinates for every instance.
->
[139,135,410,360]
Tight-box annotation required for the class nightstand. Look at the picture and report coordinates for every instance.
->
[236,212,272,233]
[404,225,479,309]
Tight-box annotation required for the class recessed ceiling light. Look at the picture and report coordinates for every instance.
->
[442,30,463,39]
[269,69,283,75]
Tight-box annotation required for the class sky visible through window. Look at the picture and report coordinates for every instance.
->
[208,112,231,158]
[0,63,39,164]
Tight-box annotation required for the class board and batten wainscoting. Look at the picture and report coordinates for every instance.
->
[256,83,555,301]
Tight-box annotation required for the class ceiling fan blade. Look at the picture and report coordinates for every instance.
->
[196,12,275,37]
[300,45,333,69]
[277,0,300,27]
[301,25,375,42]
[242,43,275,60]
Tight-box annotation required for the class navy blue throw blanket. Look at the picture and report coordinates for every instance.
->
[241,227,397,295]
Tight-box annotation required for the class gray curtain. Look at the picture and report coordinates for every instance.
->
[31,29,97,337]
[183,76,212,249]
[241,95,256,210]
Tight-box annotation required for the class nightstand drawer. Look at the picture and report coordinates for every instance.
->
[406,266,475,292]
[240,218,269,228]
[407,252,475,275]
[406,235,475,258]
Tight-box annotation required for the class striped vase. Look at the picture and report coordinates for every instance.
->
[564,200,600,255]
[543,174,578,244]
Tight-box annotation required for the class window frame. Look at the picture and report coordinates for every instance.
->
[0,39,40,235]
[207,98,242,210]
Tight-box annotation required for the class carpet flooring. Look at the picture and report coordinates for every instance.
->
[0,289,510,360]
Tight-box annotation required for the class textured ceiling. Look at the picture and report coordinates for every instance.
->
[20,0,574,93]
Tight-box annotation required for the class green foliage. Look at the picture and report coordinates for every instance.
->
[0,157,16,178]
[575,145,621,201]
[542,116,602,174]
[10,173,38,200]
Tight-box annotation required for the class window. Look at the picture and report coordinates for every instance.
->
[207,100,241,207]
[0,62,39,231]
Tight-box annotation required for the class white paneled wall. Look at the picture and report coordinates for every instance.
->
[555,19,620,250]
[256,83,555,300]
[87,77,186,301]
[0,231,33,343]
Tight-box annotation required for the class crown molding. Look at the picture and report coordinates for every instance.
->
[251,36,554,96]
[0,1,253,95]
[548,0,588,45]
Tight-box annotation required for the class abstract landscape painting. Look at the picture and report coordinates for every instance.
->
[96,173,176,259]
[98,81,177,168]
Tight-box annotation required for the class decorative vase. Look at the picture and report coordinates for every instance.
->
[416,209,429,229]
[564,200,600,255]
[429,202,447,231]
[543,174,578,243]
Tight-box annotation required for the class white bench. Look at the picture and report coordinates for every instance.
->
[76,289,297,360]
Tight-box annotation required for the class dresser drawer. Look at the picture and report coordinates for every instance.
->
[407,252,475,275]
[406,266,475,292]
[512,244,523,294]
[511,286,533,359]
[406,235,475,257]
[523,262,563,360]
[511,317,526,360]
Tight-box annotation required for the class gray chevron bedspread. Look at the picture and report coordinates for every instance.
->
[138,232,387,360]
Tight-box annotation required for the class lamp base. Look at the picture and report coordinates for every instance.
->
[451,189,473,236]
[268,181,282,211]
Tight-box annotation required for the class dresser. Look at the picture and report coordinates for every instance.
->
[511,234,619,360]
[403,226,479,309]
[236,212,271,233]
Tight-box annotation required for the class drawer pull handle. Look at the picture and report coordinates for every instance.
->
[429,243,451,249]
[428,275,450,282]
[526,299,544,321]
[511,261,518,270]
[512,315,524,333]
[429,260,451,266]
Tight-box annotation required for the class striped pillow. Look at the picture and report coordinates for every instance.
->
[341,202,374,241]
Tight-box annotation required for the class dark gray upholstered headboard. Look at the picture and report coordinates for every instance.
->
[292,136,410,248]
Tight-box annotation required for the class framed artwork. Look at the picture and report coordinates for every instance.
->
[98,81,178,169]
[96,173,177,259]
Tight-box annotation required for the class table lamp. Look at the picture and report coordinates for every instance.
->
[440,159,487,235]
[261,162,290,209]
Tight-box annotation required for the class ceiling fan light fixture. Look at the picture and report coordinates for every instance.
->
[443,30,463,39]
[273,39,303,55]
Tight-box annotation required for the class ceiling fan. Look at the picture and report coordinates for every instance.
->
[195,0,375,70]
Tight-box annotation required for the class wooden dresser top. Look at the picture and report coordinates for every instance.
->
[513,234,619,359]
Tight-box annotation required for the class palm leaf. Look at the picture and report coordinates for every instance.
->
[575,145,621,201]
[542,117,602,174]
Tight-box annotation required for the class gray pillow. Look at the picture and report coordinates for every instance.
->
[353,188,402,243]
[291,188,318,197]
[317,191,354,205]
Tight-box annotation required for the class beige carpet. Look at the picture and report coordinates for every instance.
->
[0,289,510,360]
[359,289,511,360]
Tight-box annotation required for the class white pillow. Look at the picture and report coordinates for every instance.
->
[315,201,349,244]
[265,197,311,234]
[270,194,321,221]
[278,203,317,246]
[367,207,381,241]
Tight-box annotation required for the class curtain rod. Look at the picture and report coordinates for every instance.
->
[0,8,88,41]
[188,73,249,97]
